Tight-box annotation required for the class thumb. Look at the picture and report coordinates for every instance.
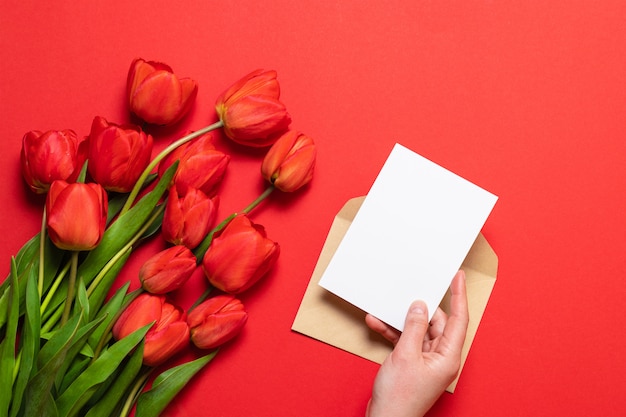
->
[395,301,429,354]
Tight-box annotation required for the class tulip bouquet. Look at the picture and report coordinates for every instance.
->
[0,59,316,417]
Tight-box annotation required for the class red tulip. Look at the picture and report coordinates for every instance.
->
[162,187,218,249]
[202,214,280,294]
[20,129,88,194]
[87,116,153,193]
[261,130,316,192]
[158,132,229,197]
[187,295,248,349]
[112,293,190,366]
[46,180,108,251]
[127,58,198,125]
[215,69,291,147]
[139,245,198,294]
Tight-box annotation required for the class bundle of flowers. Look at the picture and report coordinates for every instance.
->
[0,59,316,417]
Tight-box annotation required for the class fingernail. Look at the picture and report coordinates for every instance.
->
[411,302,426,315]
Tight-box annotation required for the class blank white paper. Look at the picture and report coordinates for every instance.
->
[318,143,498,330]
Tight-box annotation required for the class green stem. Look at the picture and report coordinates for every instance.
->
[60,251,79,325]
[38,209,46,298]
[13,349,21,384]
[40,260,71,316]
[242,185,275,214]
[192,185,275,261]
[119,366,152,417]
[86,246,131,298]
[119,120,224,216]
[187,287,213,313]
[41,303,63,334]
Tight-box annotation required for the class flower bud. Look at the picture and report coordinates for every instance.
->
[112,293,190,366]
[46,180,108,251]
[215,69,291,147]
[187,295,248,349]
[20,129,87,194]
[127,58,198,125]
[162,187,218,249]
[261,130,316,192]
[202,214,280,294]
[87,116,153,193]
[140,245,197,294]
[158,132,229,197]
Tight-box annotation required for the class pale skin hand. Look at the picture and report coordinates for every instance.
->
[365,270,469,417]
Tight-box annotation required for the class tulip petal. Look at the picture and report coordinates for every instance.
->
[46,182,107,251]
[202,215,280,293]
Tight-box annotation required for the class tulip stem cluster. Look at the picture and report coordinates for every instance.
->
[2,65,317,417]
[120,120,224,216]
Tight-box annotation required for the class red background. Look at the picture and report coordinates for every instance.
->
[2,1,626,416]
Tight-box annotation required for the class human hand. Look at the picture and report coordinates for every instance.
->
[365,270,469,417]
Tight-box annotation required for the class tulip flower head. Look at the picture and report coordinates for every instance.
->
[113,293,190,367]
[261,130,316,192]
[140,245,198,294]
[87,116,153,193]
[158,132,230,197]
[215,69,291,147]
[127,58,198,125]
[162,187,218,249]
[187,295,248,349]
[46,180,108,251]
[202,214,280,294]
[20,129,88,194]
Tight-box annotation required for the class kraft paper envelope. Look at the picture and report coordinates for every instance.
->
[292,197,498,392]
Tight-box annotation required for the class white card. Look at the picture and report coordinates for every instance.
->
[318,143,498,330]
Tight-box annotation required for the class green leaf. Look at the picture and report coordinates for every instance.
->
[0,234,63,330]
[87,282,130,351]
[22,313,83,417]
[86,247,131,316]
[36,392,59,417]
[135,351,218,417]
[83,343,146,417]
[76,163,177,287]
[0,262,33,330]
[0,259,20,416]
[9,269,41,417]
[137,204,165,243]
[0,287,9,331]
[105,173,157,225]
[106,193,129,224]
[37,313,83,368]
[7,233,40,279]
[74,278,89,321]
[56,355,90,395]
[53,315,106,394]
[55,323,152,417]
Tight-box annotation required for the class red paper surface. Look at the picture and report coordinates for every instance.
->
[2,1,626,416]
